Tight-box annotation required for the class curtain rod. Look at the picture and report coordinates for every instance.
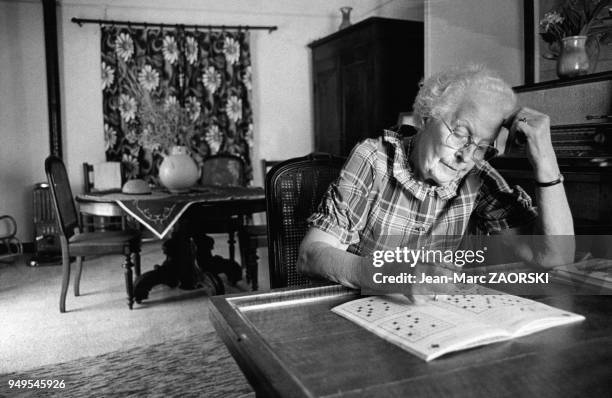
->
[71,17,278,33]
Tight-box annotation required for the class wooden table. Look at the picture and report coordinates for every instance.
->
[210,285,612,397]
[76,185,265,239]
[76,186,266,296]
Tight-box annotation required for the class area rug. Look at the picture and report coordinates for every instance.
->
[0,331,254,397]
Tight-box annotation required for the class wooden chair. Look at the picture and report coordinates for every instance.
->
[82,162,125,231]
[0,215,22,263]
[265,153,345,288]
[198,154,247,262]
[238,159,282,290]
[200,154,246,187]
[45,156,142,312]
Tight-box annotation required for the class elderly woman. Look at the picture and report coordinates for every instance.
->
[297,64,574,291]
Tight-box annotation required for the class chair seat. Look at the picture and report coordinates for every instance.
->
[69,229,141,255]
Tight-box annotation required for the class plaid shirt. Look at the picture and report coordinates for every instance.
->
[308,130,537,256]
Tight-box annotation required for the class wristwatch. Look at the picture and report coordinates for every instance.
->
[535,173,564,187]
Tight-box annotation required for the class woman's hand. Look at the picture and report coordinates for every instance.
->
[508,107,561,182]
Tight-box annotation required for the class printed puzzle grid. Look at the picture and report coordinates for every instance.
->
[343,298,407,322]
[378,312,454,343]
[433,294,541,314]
[338,298,456,343]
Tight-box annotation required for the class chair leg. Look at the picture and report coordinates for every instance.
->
[97,216,107,232]
[251,255,259,291]
[238,230,247,279]
[238,227,260,291]
[246,243,259,291]
[228,230,236,262]
[59,249,71,313]
[74,256,84,296]
[123,249,135,310]
[133,250,141,277]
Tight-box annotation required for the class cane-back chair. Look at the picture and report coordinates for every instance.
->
[265,153,345,289]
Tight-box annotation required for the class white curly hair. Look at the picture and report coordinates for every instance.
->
[412,64,516,129]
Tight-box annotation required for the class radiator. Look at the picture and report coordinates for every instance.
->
[32,182,61,259]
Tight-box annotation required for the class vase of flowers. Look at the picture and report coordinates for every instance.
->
[127,75,201,192]
[539,0,611,78]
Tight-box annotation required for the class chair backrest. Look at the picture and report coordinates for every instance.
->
[0,215,17,239]
[45,156,79,239]
[0,215,21,260]
[83,162,123,193]
[265,153,345,289]
[200,154,246,187]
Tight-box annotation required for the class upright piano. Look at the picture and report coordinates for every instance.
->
[491,72,612,234]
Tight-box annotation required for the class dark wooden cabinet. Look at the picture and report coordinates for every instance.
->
[309,17,424,156]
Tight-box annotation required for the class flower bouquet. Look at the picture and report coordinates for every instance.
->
[124,74,200,155]
[539,0,612,60]
[123,72,202,191]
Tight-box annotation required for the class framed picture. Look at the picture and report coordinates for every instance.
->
[524,0,612,84]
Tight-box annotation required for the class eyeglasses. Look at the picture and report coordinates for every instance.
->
[437,118,498,161]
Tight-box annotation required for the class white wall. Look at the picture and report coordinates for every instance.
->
[356,0,423,20]
[425,0,524,85]
[0,0,49,242]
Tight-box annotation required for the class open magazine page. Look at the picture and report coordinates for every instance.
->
[429,285,584,337]
[332,294,509,361]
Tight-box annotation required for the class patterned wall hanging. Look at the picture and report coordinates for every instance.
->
[100,25,253,184]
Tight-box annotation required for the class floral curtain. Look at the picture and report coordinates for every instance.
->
[100,26,253,184]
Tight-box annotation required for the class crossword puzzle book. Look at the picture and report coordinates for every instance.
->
[332,286,584,361]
